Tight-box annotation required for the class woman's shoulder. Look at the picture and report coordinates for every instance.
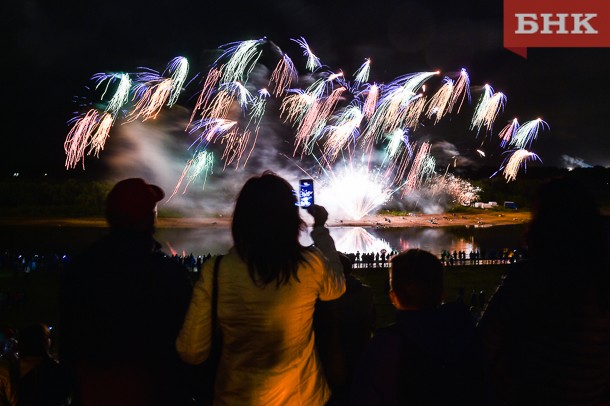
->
[301,245,327,265]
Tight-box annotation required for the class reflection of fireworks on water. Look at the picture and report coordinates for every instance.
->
[334,227,392,254]
[65,37,548,216]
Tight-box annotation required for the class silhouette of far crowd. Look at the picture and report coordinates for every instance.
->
[0,174,609,406]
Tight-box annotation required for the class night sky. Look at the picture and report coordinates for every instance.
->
[3,0,610,178]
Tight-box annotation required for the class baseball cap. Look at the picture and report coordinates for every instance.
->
[106,178,164,228]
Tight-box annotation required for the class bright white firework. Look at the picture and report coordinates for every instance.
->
[502,149,541,182]
[88,112,114,157]
[294,87,346,156]
[217,39,265,84]
[165,56,189,107]
[189,118,237,150]
[448,68,471,114]
[471,84,506,133]
[384,129,408,160]
[353,58,371,87]
[93,73,131,117]
[394,71,439,94]
[425,77,454,124]
[509,118,549,149]
[318,161,393,220]
[322,104,363,164]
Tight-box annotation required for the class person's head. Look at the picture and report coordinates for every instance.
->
[527,176,606,261]
[106,178,164,234]
[232,171,306,287]
[389,249,443,310]
[17,323,51,358]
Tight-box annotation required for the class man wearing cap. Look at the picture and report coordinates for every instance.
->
[59,178,194,406]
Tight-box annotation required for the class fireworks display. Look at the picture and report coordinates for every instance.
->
[64,37,548,219]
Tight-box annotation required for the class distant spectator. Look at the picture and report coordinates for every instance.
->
[478,177,610,405]
[351,249,491,405]
[60,178,193,406]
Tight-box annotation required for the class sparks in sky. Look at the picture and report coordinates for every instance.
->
[128,77,174,122]
[471,84,506,134]
[317,161,393,220]
[498,118,519,148]
[216,39,265,84]
[402,141,433,196]
[291,37,321,71]
[425,77,454,124]
[168,150,214,201]
[270,53,297,97]
[188,68,221,129]
[88,112,113,158]
[362,84,379,119]
[448,68,471,114]
[502,149,542,182]
[509,118,549,149]
[93,73,131,117]
[165,57,189,107]
[64,36,548,218]
[353,58,371,87]
[322,104,363,164]
[64,109,99,169]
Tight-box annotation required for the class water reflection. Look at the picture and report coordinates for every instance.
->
[156,224,526,256]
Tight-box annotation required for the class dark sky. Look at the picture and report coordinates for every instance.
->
[3,0,610,178]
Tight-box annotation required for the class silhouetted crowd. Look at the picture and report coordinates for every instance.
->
[1,174,609,406]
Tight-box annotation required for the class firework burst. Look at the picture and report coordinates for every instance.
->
[502,149,542,182]
[291,37,321,71]
[509,118,549,149]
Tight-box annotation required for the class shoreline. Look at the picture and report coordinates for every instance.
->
[0,211,532,229]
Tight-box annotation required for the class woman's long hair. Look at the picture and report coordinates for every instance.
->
[232,171,307,287]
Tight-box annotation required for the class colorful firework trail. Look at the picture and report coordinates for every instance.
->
[509,118,549,149]
[501,149,542,182]
[64,37,548,218]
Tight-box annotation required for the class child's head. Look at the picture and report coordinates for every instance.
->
[389,249,443,310]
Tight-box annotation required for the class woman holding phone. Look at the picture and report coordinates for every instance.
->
[177,171,345,405]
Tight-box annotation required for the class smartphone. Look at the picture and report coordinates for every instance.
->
[299,179,314,209]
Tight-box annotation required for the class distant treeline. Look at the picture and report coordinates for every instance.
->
[0,179,112,217]
[466,165,610,209]
[0,166,609,217]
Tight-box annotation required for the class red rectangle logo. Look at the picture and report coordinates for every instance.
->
[504,0,610,57]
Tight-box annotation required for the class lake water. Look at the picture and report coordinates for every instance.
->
[0,223,527,257]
